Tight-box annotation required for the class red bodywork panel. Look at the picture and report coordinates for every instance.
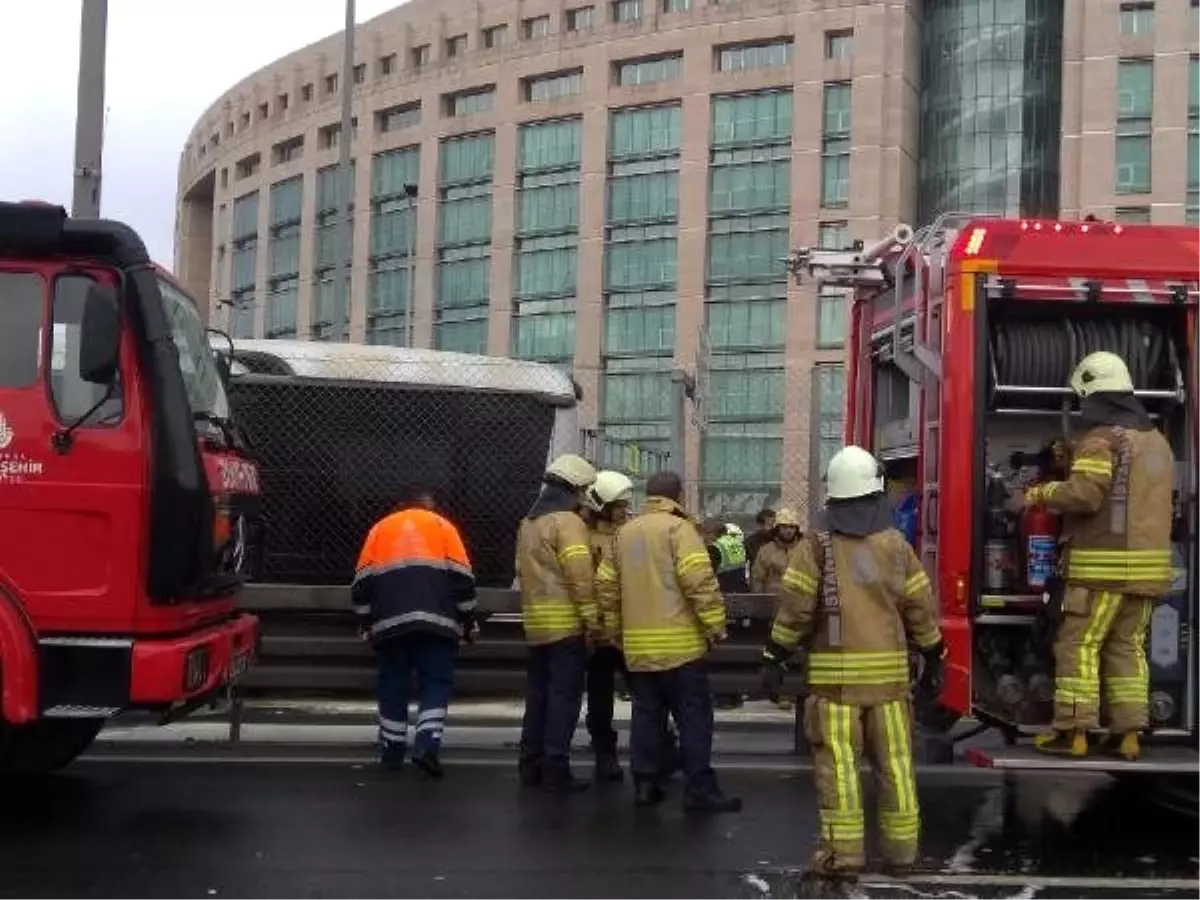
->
[846,218,1200,721]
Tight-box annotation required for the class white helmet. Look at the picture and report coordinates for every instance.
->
[1070,351,1134,398]
[586,470,634,511]
[825,445,885,501]
[545,454,597,489]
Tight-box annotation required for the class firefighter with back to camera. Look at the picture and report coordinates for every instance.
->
[596,470,742,813]
[1020,351,1176,761]
[580,470,682,783]
[516,453,603,793]
[760,446,944,880]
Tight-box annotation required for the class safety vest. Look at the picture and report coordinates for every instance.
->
[713,532,747,574]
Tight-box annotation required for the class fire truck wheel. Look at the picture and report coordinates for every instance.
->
[0,719,104,776]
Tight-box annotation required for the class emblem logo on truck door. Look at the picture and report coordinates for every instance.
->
[0,414,12,450]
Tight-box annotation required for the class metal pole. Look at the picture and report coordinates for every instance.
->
[335,0,355,340]
[71,0,108,218]
[404,185,418,348]
[669,369,689,481]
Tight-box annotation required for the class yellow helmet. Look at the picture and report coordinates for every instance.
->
[774,507,801,528]
[1070,351,1134,397]
[545,454,597,489]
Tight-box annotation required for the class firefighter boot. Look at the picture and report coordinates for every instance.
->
[682,786,743,814]
[593,749,624,783]
[634,778,666,807]
[1033,729,1088,757]
[517,758,542,788]
[542,766,591,795]
[1099,731,1141,761]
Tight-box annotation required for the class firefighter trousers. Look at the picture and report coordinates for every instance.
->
[586,645,627,755]
[1052,586,1154,733]
[804,695,920,872]
[376,632,457,762]
[519,635,588,777]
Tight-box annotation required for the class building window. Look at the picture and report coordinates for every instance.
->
[810,363,846,508]
[662,0,690,10]
[277,93,289,112]
[435,133,495,354]
[446,34,467,57]
[816,293,846,348]
[1119,2,1154,35]
[377,101,422,134]
[353,63,366,84]
[257,102,269,120]
[379,54,396,75]
[523,15,551,39]
[445,86,496,117]
[301,83,313,102]
[313,163,356,341]
[524,70,584,103]
[324,74,338,96]
[1116,59,1153,194]
[1188,56,1199,224]
[566,5,595,30]
[317,119,358,150]
[412,44,431,68]
[821,82,851,208]
[230,192,259,338]
[271,136,304,165]
[614,53,683,86]
[612,0,641,23]
[366,148,419,347]
[483,24,508,48]
[265,177,302,340]
[235,152,261,180]
[1113,206,1151,224]
[716,39,793,72]
[818,221,849,249]
[825,29,853,60]
[240,112,251,130]
[513,118,583,364]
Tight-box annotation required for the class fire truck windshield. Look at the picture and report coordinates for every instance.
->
[156,275,231,423]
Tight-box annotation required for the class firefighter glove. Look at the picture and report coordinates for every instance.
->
[917,641,946,699]
[760,643,790,702]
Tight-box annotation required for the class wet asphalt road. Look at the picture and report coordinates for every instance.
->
[0,757,1195,898]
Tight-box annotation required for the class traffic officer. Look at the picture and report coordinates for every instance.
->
[760,446,944,879]
[750,506,803,594]
[581,470,683,783]
[516,453,602,793]
[597,471,742,814]
[1022,352,1175,761]
[705,519,750,594]
[353,486,478,777]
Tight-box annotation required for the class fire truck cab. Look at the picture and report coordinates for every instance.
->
[0,201,261,774]
[791,215,1198,780]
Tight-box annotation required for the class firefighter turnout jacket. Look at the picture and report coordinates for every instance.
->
[751,540,790,594]
[1030,425,1175,595]
[353,508,477,643]
[768,529,942,706]
[516,508,601,645]
[590,519,618,571]
[596,497,727,671]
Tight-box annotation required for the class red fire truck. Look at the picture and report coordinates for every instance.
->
[791,215,1198,780]
[0,201,261,774]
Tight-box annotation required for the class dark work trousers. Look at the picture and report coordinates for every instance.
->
[376,632,458,761]
[628,660,718,799]
[586,645,627,754]
[519,635,588,776]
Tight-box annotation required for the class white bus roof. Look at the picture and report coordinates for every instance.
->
[230,339,578,407]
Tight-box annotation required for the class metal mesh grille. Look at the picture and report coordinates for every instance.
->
[228,351,568,588]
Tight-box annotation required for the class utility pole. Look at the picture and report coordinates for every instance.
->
[404,184,418,347]
[335,0,356,340]
[71,0,108,218]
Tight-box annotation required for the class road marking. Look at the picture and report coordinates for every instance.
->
[859,872,1199,891]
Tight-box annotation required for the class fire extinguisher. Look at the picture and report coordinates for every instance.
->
[1021,502,1060,592]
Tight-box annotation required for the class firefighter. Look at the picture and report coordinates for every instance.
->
[745,507,777,568]
[760,445,944,879]
[597,471,742,813]
[705,519,751,594]
[1021,351,1175,761]
[353,486,478,777]
[751,506,803,594]
[516,453,602,793]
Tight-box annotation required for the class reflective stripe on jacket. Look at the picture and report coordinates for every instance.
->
[596,497,726,672]
[516,509,599,645]
[1043,425,1175,594]
[768,528,941,706]
[352,508,476,644]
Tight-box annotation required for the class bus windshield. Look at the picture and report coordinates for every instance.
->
[157,275,231,421]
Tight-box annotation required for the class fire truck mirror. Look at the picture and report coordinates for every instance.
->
[78,283,120,385]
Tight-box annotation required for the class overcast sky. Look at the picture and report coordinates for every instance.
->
[0,0,400,265]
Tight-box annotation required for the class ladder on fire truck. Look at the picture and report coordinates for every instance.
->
[788,212,988,582]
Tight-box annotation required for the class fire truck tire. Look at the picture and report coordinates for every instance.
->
[0,719,104,776]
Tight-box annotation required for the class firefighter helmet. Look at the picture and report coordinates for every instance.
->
[825,445,885,500]
[545,454,597,489]
[1070,351,1134,397]
[586,470,634,511]
[774,507,801,528]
